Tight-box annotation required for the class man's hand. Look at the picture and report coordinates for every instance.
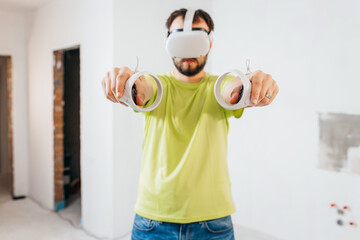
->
[223,70,278,106]
[246,70,279,107]
[101,67,154,106]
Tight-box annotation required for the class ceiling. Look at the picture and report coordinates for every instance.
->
[0,0,52,11]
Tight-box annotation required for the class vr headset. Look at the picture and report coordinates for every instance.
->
[165,9,213,58]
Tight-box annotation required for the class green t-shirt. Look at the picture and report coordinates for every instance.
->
[134,71,244,223]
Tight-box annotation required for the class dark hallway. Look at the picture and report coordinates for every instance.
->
[63,48,81,207]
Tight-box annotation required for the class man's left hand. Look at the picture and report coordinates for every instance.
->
[246,70,279,107]
[228,70,279,107]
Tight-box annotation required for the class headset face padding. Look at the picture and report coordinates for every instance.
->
[166,31,211,58]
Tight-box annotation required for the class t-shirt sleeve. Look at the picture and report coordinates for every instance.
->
[219,74,245,119]
[224,108,244,119]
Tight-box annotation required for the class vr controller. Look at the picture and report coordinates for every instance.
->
[214,69,253,110]
[116,71,163,113]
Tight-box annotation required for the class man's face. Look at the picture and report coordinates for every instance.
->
[169,16,211,77]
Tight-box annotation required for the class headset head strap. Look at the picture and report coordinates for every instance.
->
[183,9,195,32]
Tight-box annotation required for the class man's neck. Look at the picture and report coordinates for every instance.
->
[173,68,206,83]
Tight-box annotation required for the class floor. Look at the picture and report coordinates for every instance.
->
[0,173,96,240]
[0,173,279,240]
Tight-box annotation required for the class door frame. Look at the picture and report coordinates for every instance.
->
[53,46,80,211]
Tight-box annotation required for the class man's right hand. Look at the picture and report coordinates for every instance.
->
[101,67,154,107]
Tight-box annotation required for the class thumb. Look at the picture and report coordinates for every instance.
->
[229,91,239,104]
[132,83,146,106]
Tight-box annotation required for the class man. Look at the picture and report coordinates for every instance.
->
[102,8,278,240]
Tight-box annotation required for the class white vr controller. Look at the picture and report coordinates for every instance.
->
[214,69,253,110]
[165,9,213,58]
[116,71,163,113]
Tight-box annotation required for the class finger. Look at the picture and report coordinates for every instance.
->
[229,84,242,104]
[257,74,273,104]
[109,71,121,102]
[230,91,239,104]
[258,81,278,106]
[101,77,107,97]
[110,70,117,95]
[249,70,264,105]
[105,76,118,103]
[119,101,128,107]
[115,72,123,98]
[136,95,144,106]
[269,84,279,104]
[258,86,274,106]
[116,67,132,98]
[134,78,146,106]
[135,87,146,106]
[226,77,242,105]
[103,74,114,102]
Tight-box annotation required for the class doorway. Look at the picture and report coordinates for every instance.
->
[53,47,81,225]
[0,56,13,201]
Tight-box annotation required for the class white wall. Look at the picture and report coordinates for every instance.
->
[211,0,360,239]
[112,0,213,237]
[28,0,116,238]
[0,9,30,197]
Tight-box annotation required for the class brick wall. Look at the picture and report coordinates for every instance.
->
[7,57,14,197]
[53,51,65,206]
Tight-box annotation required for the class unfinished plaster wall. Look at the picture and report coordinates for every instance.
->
[319,113,360,174]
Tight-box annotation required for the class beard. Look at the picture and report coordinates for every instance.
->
[172,55,208,77]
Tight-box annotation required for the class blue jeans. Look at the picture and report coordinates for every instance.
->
[131,214,235,240]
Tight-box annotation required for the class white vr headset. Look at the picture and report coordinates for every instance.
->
[165,9,213,58]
